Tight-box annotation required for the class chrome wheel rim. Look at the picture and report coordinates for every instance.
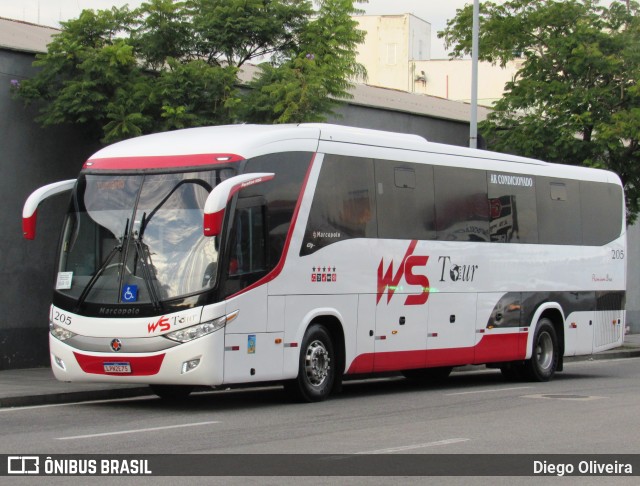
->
[535,331,553,371]
[305,339,330,387]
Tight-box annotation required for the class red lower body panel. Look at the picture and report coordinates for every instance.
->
[347,333,528,374]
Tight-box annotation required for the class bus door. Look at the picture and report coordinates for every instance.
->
[222,196,283,383]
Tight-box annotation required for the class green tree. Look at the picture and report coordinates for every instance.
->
[14,0,366,142]
[440,0,640,220]
[236,0,367,124]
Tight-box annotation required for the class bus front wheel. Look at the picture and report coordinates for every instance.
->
[285,324,335,402]
[524,318,559,382]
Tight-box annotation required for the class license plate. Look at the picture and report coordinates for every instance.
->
[103,362,131,373]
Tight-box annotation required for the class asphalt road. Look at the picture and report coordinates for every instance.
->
[2,357,639,485]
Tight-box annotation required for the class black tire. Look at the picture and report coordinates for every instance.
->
[285,324,335,402]
[524,318,559,382]
[149,384,194,401]
[402,366,452,383]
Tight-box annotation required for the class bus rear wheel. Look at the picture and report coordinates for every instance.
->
[285,324,335,402]
[524,318,559,382]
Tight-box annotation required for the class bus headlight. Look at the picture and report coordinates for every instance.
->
[165,311,238,343]
[50,322,77,342]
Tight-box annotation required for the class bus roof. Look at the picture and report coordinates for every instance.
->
[84,124,620,184]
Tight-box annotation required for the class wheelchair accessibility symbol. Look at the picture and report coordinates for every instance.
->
[122,285,138,302]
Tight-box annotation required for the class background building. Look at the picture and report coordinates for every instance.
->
[354,14,431,94]
[354,13,521,106]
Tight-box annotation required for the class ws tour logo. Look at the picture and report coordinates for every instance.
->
[377,240,430,306]
[376,241,480,306]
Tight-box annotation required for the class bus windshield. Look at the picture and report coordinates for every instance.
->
[57,169,234,306]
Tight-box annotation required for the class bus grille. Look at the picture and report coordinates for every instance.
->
[594,292,624,349]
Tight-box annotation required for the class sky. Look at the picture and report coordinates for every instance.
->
[0,0,482,59]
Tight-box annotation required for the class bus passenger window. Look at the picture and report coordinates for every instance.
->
[536,178,581,245]
[434,166,489,242]
[376,161,436,241]
[487,172,538,243]
[301,155,377,255]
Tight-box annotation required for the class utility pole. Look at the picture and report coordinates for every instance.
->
[470,0,480,149]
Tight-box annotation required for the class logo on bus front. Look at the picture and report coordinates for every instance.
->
[147,316,171,334]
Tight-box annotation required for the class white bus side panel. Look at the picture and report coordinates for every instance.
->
[564,311,595,356]
[372,292,429,371]
[223,286,285,383]
[222,331,284,384]
[427,292,477,367]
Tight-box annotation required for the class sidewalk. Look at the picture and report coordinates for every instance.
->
[1,335,640,408]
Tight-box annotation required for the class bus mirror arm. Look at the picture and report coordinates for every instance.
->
[22,179,76,240]
[203,172,275,237]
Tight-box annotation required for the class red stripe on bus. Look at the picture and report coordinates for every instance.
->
[73,352,165,376]
[84,153,244,170]
[346,333,527,374]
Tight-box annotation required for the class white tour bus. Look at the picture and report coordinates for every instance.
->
[23,124,626,402]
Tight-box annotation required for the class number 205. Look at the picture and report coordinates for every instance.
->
[611,249,625,260]
[53,311,72,326]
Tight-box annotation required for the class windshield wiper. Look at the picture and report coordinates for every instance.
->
[138,179,212,237]
[74,219,128,312]
[133,213,162,312]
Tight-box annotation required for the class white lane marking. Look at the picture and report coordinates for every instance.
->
[445,386,532,396]
[0,395,154,412]
[57,421,220,440]
[523,394,606,401]
[357,438,470,454]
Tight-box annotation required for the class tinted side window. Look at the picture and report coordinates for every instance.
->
[376,160,436,240]
[242,152,313,267]
[434,167,489,241]
[581,181,623,245]
[228,205,267,277]
[487,172,538,243]
[536,178,581,245]
[301,155,377,255]
[222,198,268,298]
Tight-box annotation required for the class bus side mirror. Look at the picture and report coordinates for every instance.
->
[203,173,274,237]
[22,179,76,240]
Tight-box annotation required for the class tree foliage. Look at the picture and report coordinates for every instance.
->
[14,0,366,143]
[240,0,367,123]
[440,0,640,221]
